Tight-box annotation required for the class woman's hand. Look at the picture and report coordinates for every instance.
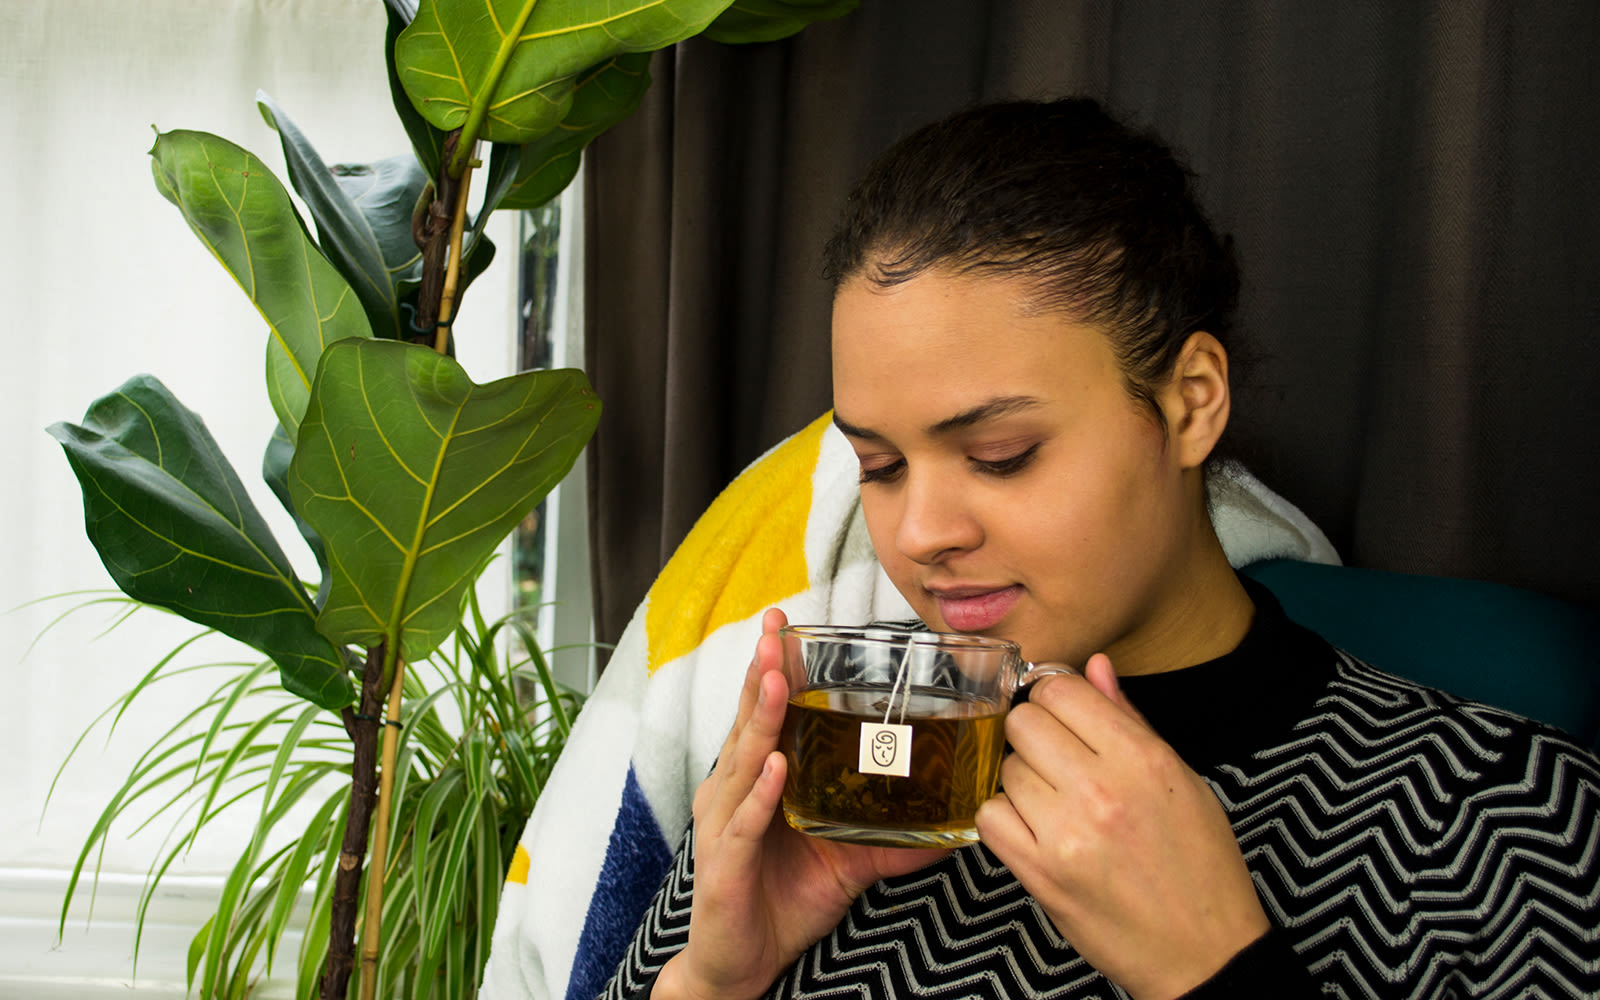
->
[976,654,1270,1000]
[655,608,948,1000]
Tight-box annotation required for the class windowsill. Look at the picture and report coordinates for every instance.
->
[0,867,301,998]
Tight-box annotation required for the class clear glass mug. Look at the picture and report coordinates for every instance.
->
[776,624,1073,849]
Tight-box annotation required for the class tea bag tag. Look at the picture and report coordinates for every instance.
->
[858,721,913,777]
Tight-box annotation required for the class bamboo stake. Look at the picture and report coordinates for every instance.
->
[358,657,408,1000]
[356,148,478,1000]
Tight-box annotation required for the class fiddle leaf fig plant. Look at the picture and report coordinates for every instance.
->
[291,338,600,662]
[45,0,857,997]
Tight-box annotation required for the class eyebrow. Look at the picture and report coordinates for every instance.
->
[833,395,1043,441]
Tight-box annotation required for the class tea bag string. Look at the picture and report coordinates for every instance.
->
[884,642,911,726]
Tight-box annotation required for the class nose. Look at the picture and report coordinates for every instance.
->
[894,471,982,565]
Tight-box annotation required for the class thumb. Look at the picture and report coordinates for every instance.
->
[1083,652,1152,729]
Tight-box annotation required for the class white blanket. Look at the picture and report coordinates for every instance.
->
[479,413,1338,1000]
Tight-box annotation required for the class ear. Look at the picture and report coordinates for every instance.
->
[1157,331,1231,470]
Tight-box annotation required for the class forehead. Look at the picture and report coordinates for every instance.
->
[830,270,1122,417]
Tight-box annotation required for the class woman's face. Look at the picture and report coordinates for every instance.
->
[831,268,1215,672]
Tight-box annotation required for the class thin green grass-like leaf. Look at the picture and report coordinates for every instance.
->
[509,618,572,737]
[411,922,444,1000]
[383,741,424,878]
[130,761,324,976]
[446,903,470,1000]
[224,848,300,998]
[464,617,524,737]
[497,730,540,814]
[106,644,249,738]
[410,768,465,947]
[211,852,291,1000]
[56,723,232,938]
[397,681,467,767]
[372,856,420,999]
[186,659,277,844]
[461,730,492,804]
[423,792,482,960]
[380,917,421,1000]
[190,703,300,850]
[296,795,347,1000]
[123,740,288,839]
[466,581,492,652]
[265,784,345,974]
[42,631,234,820]
[187,912,215,991]
[472,799,501,988]
[11,588,141,660]
[124,746,297,849]
[198,818,273,998]
[257,703,325,825]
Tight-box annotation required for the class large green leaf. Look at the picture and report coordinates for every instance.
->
[47,377,353,709]
[288,339,600,662]
[150,129,371,444]
[482,52,653,214]
[384,0,447,180]
[262,423,330,604]
[258,93,430,342]
[394,0,734,148]
[702,0,859,43]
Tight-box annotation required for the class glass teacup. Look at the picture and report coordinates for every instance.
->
[777,624,1072,849]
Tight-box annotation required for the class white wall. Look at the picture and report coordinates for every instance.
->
[0,0,516,990]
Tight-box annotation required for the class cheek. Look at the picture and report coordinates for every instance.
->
[1014,431,1177,560]
[860,492,932,605]
[860,492,904,569]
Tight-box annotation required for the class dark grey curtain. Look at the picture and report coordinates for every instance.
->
[584,1,1600,649]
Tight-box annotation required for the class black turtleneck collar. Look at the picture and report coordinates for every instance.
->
[1117,576,1340,772]
[881,577,1339,772]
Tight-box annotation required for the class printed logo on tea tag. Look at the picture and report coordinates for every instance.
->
[858,721,913,777]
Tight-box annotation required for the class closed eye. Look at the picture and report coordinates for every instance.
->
[972,443,1040,478]
[857,458,905,485]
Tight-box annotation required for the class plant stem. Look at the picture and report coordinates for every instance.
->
[358,657,409,1000]
[412,132,462,345]
[449,0,541,178]
[323,644,386,1000]
[433,148,478,355]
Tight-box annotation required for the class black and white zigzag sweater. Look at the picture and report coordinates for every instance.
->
[603,586,1600,998]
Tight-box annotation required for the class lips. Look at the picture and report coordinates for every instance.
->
[930,584,1021,633]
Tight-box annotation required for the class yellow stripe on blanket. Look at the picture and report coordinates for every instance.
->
[506,843,530,885]
[644,413,831,674]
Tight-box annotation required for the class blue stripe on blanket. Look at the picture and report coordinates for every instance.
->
[567,763,674,1000]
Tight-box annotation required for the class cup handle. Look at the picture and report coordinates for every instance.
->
[1011,662,1078,705]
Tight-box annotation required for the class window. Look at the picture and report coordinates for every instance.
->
[515,179,598,696]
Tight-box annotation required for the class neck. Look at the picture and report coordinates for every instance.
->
[1105,511,1256,677]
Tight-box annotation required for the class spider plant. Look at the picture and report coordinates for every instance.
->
[47,584,584,999]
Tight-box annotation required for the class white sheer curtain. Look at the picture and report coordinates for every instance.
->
[0,1,514,992]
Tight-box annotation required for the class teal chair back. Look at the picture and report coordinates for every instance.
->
[1241,558,1600,751]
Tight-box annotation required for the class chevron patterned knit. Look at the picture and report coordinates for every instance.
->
[600,587,1600,999]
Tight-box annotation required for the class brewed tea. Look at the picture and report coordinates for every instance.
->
[780,682,1006,847]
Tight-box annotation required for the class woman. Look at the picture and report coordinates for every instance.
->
[602,98,1600,998]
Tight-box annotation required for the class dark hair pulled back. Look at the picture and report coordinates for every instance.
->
[823,98,1240,424]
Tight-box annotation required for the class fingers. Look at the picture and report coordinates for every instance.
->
[1081,653,1151,728]
[715,608,793,769]
[715,670,789,838]
[700,612,794,838]
[1010,656,1153,762]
